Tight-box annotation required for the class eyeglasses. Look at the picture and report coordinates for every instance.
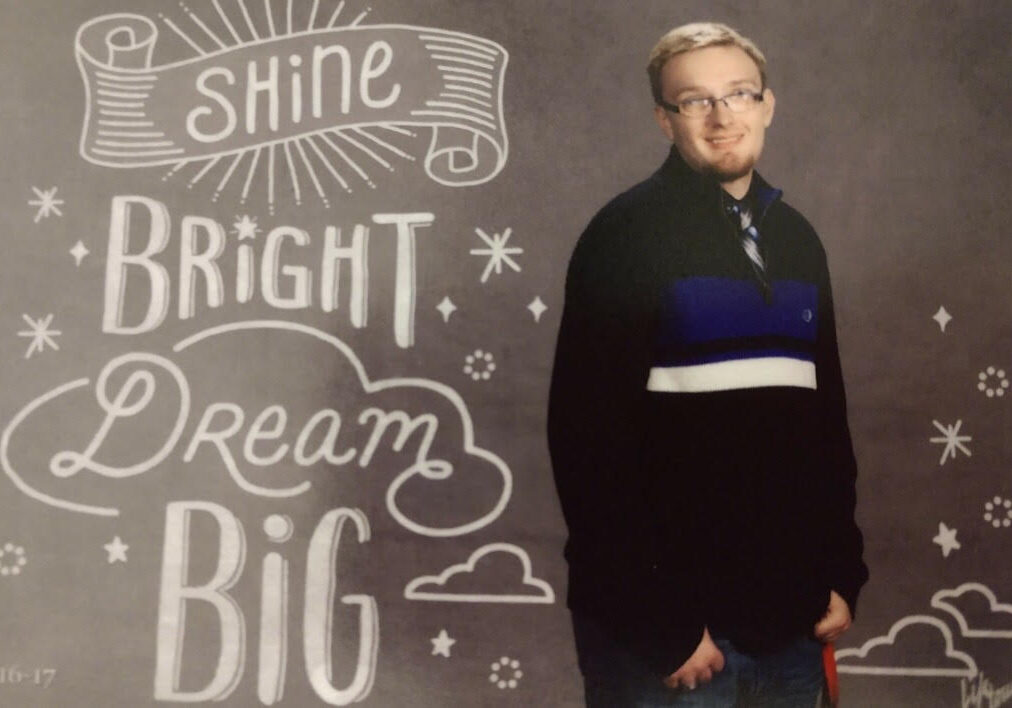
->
[658,89,764,118]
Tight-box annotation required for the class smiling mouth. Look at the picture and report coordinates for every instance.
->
[706,135,742,146]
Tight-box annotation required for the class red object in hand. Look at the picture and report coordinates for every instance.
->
[822,642,839,707]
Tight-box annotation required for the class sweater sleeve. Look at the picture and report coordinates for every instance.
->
[815,250,869,615]
[547,206,705,675]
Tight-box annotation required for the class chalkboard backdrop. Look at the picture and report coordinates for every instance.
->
[1,1,1009,706]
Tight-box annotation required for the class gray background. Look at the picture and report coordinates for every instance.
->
[1,1,1010,705]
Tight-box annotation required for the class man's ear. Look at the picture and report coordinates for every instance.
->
[653,104,675,141]
[762,88,775,128]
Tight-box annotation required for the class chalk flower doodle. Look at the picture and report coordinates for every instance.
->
[488,656,523,690]
[835,615,978,678]
[404,542,555,603]
[75,5,509,208]
[0,542,27,577]
[1,321,512,537]
[931,583,1012,639]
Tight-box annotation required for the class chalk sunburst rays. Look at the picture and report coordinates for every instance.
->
[157,0,416,212]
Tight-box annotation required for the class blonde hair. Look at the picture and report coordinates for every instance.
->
[647,22,767,105]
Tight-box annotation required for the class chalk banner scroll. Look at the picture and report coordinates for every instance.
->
[75,13,508,187]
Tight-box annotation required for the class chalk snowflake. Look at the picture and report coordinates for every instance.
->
[17,313,61,358]
[929,420,972,465]
[470,227,523,283]
[28,186,64,223]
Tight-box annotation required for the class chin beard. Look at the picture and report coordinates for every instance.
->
[701,155,755,183]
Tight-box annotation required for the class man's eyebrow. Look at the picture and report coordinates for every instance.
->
[671,78,761,99]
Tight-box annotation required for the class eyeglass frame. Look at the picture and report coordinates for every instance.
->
[657,88,766,118]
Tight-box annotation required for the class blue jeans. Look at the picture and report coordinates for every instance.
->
[573,614,825,707]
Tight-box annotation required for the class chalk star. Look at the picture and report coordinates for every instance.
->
[527,296,547,322]
[470,227,523,283]
[436,296,457,322]
[69,240,90,266]
[932,523,960,557]
[929,419,972,465]
[28,186,64,223]
[232,214,260,240]
[17,313,61,358]
[932,306,952,333]
[430,629,456,657]
[104,536,129,564]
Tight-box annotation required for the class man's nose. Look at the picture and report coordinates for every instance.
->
[708,99,735,125]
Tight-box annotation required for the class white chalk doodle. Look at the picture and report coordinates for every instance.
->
[463,349,496,381]
[404,542,555,603]
[430,629,455,657]
[3,322,512,537]
[527,296,547,323]
[436,296,457,323]
[931,583,1012,639]
[961,671,1012,708]
[835,615,978,678]
[17,314,62,358]
[930,420,972,465]
[983,497,1012,529]
[470,227,522,283]
[75,9,509,208]
[104,535,129,563]
[933,522,961,557]
[70,240,90,266]
[933,306,952,332]
[232,214,260,240]
[28,186,64,223]
[0,542,27,577]
[488,656,522,690]
[977,367,1009,398]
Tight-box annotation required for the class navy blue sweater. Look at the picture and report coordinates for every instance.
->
[547,147,867,676]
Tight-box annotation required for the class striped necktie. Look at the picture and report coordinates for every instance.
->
[725,200,765,272]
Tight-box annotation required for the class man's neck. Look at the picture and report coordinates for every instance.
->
[720,172,753,200]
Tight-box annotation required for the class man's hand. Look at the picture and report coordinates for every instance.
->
[814,590,852,643]
[663,627,725,690]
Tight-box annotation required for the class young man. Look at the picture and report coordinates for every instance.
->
[548,22,868,706]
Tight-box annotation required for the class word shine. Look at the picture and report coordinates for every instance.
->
[156,502,377,704]
[103,196,432,348]
[186,40,400,143]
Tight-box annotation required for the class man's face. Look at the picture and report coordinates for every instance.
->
[653,45,775,189]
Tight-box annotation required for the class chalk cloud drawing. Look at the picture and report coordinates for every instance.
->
[104,535,129,563]
[470,227,522,283]
[430,629,455,657]
[930,419,972,465]
[932,583,1012,638]
[933,522,961,557]
[977,367,1009,398]
[436,296,457,322]
[18,314,62,358]
[932,306,952,332]
[527,296,547,323]
[835,615,978,678]
[404,542,555,603]
[75,4,509,209]
[70,240,90,266]
[982,496,1012,529]
[28,186,64,223]
[463,349,496,381]
[0,542,27,577]
[488,656,523,690]
[2,321,512,538]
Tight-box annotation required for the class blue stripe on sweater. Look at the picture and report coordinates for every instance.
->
[656,277,818,346]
